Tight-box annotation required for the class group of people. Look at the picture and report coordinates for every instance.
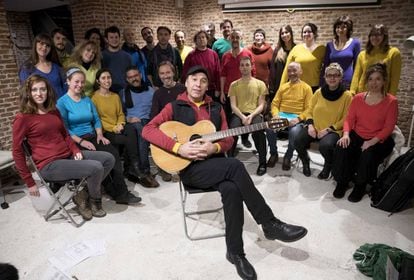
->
[11,16,402,280]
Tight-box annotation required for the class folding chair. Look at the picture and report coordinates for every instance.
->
[0,150,15,209]
[22,141,87,227]
[179,179,225,241]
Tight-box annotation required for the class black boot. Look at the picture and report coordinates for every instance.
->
[333,182,348,198]
[299,154,311,177]
[317,164,331,180]
[226,252,257,280]
[348,184,366,203]
[89,197,107,217]
[262,218,308,242]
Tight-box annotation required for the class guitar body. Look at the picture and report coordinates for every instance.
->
[150,120,217,173]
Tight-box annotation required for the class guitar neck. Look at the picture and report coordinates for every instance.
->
[202,121,269,142]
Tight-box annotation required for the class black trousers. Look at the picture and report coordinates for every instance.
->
[294,126,339,167]
[180,157,275,255]
[332,130,395,185]
[80,135,128,198]
[229,114,267,165]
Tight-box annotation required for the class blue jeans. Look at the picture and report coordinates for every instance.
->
[266,123,303,159]
[124,119,150,174]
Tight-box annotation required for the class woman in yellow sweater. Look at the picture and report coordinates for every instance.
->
[92,68,158,190]
[350,24,401,95]
[280,23,326,92]
[66,40,101,97]
[294,63,352,178]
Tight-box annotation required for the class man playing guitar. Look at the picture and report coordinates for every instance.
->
[142,65,307,280]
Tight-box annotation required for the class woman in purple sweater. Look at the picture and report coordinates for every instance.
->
[322,16,361,89]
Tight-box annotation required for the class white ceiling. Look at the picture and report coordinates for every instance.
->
[4,0,72,12]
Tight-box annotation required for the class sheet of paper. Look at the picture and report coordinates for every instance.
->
[41,265,72,280]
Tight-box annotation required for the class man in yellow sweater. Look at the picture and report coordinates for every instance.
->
[267,62,312,171]
[228,56,268,176]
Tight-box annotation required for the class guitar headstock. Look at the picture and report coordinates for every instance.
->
[267,118,289,131]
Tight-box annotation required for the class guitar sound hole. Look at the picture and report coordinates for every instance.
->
[189,134,202,141]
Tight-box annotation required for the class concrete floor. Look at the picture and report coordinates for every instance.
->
[1,141,413,280]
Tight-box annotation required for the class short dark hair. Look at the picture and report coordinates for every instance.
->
[51,28,68,38]
[104,25,120,38]
[302,22,318,39]
[254,28,266,39]
[333,16,353,40]
[220,19,233,29]
[141,27,153,36]
[125,66,140,76]
[84,27,105,49]
[193,30,208,43]
[157,26,172,35]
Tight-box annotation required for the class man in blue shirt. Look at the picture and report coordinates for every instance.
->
[119,67,159,188]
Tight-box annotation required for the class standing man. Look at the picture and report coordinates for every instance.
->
[174,30,193,64]
[221,29,255,129]
[51,28,71,66]
[147,26,182,88]
[202,22,217,48]
[140,26,155,61]
[102,25,133,93]
[228,56,268,176]
[150,61,186,182]
[119,67,160,188]
[142,65,307,280]
[212,19,233,60]
[122,28,149,86]
[182,30,221,101]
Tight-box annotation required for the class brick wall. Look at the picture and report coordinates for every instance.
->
[181,0,414,145]
[0,1,20,150]
[3,0,414,146]
[70,0,186,46]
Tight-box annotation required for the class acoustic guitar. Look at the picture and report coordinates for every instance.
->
[150,118,288,173]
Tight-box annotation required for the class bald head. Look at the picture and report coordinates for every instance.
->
[287,62,302,83]
[123,28,136,45]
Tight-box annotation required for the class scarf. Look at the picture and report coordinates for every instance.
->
[124,84,149,108]
[321,84,345,101]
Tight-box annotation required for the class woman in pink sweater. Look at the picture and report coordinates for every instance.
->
[332,63,398,202]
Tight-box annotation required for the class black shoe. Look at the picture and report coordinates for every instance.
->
[242,139,252,148]
[226,252,257,280]
[300,155,311,177]
[348,184,366,203]
[266,153,278,168]
[115,191,142,205]
[262,218,308,242]
[317,168,330,180]
[333,182,348,198]
[282,157,291,171]
[256,164,267,176]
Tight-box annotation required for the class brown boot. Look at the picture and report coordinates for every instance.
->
[140,174,160,188]
[89,197,106,218]
[72,188,92,220]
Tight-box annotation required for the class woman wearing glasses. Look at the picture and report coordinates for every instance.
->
[350,24,401,95]
[294,63,352,178]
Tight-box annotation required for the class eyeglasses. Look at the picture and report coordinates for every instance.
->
[325,74,341,79]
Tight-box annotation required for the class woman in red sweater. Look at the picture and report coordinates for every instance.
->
[248,28,273,86]
[332,63,398,202]
[12,75,115,220]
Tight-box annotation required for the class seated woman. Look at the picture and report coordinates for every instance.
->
[332,63,398,202]
[12,75,114,220]
[294,63,352,178]
[57,68,141,205]
[91,69,157,189]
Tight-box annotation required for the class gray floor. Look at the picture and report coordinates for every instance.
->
[1,141,413,280]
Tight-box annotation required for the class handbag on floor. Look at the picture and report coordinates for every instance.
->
[370,148,414,214]
[353,243,414,280]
